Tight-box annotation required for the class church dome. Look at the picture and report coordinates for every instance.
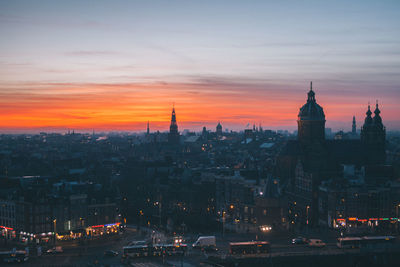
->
[298,82,325,121]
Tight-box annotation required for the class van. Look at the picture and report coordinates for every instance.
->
[192,236,216,249]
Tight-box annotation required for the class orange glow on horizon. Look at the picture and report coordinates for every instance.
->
[0,81,398,132]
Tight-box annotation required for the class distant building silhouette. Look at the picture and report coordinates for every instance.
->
[297,81,325,144]
[146,121,150,135]
[168,105,180,144]
[360,101,386,164]
[278,82,387,227]
[216,122,222,136]
[352,116,356,135]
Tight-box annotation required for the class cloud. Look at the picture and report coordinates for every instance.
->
[64,50,122,56]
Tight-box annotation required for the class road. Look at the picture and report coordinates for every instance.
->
[10,226,394,266]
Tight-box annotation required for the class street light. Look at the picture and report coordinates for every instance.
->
[53,219,57,246]
[396,204,400,233]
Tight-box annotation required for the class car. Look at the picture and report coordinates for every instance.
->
[104,250,119,257]
[291,237,308,244]
[46,246,63,254]
[308,239,326,248]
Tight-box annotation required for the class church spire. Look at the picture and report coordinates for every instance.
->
[168,104,179,144]
[352,116,356,134]
[307,81,316,102]
[373,100,383,127]
[364,103,373,125]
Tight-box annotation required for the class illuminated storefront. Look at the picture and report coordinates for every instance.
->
[333,217,399,229]
[1,225,16,240]
[55,222,121,240]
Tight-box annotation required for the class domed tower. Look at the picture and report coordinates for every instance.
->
[297,82,326,143]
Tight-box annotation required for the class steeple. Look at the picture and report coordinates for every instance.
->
[364,103,373,125]
[168,104,179,144]
[352,116,356,134]
[373,100,383,127]
[361,101,386,164]
[307,81,315,102]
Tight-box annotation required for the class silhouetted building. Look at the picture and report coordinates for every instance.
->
[297,82,325,144]
[168,106,180,144]
[278,82,388,227]
[352,116,356,135]
[216,122,222,136]
[360,102,386,164]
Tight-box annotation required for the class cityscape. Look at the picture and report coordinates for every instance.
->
[1,1,400,267]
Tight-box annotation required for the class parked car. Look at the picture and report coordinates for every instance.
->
[46,246,63,253]
[104,250,119,257]
[308,239,326,248]
[292,237,308,244]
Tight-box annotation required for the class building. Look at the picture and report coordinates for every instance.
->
[168,106,180,144]
[278,82,388,227]
[216,122,223,136]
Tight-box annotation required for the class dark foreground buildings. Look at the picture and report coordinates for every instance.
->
[279,82,398,232]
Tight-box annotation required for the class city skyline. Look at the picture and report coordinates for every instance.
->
[1,0,400,133]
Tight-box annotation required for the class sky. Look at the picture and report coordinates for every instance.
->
[0,0,399,133]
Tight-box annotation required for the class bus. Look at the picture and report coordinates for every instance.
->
[229,241,270,255]
[162,244,187,256]
[337,237,362,248]
[122,245,149,258]
[0,251,29,263]
[337,236,396,249]
[361,236,396,249]
[123,243,188,259]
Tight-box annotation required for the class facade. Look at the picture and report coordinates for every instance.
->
[0,180,120,244]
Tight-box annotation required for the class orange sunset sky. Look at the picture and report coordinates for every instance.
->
[1,1,399,133]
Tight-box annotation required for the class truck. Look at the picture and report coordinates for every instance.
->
[192,236,216,249]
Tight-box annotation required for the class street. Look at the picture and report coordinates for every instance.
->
[9,225,371,266]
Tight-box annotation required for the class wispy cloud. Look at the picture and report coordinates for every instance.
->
[64,50,122,57]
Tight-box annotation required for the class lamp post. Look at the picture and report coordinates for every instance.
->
[53,219,57,246]
[396,204,400,233]
[222,211,226,237]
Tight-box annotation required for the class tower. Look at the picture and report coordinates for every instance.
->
[216,122,222,136]
[146,121,150,135]
[168,105,180,144]
[352,116,356,135]
[360,101,386,164]
[297,82,326,143]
